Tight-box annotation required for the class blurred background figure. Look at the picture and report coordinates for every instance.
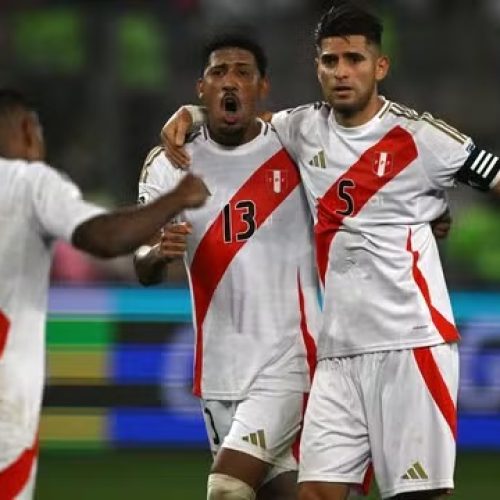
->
[1,1,498,498]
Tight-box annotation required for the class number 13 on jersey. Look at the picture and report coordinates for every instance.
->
[222,200,257,243]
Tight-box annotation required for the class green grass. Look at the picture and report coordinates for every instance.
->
[35,450,500,499]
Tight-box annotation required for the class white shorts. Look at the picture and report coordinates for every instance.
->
[201,388,305,483]
[299,344,459,498]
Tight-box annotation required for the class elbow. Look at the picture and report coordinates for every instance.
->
[72,223,129,259]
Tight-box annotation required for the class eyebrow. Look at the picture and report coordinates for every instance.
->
[210,61,254,68]
[320,50,367,60]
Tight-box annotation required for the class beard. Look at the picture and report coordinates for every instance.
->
[329,83,376,119]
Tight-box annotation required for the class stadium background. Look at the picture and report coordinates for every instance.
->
[1,0,499,498]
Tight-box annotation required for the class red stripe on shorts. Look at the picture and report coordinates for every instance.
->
[314,126,418,284]
[0,438,39,499]
[413,347,457,439]
[292,393,309,463]
[406,230,459,342]
[190,149,300,396]
[297,273,317,381]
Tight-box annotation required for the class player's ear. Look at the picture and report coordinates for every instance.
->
[22,112,45,162]
[315,56,321,83]
[20,114,35,150]
[375,55,390,83]
[196,78,204,101]
[258,76,270,100]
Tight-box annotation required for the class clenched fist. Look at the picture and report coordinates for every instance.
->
[174,173,210,209]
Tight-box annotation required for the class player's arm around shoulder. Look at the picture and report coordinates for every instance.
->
[134,146,191,286]
[160,105,207,168]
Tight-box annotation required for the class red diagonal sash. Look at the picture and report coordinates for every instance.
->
[190,149,300,395]
[314,126,418,284]
[0,310,10,359]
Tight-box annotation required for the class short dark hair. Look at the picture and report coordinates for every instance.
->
[201,34,268,77]
[0,88,34,117]
[314,1,383,48]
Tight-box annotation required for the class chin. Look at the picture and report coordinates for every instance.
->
[220,122,245,134]
[331,101,357,114]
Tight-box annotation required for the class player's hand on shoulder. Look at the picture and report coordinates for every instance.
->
[155,222,193,261]
[174,173,210,208]
[161,106,195,169]
[431,208,452,239]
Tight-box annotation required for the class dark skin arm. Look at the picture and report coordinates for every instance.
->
[72,174,208,258]
[160,107,454,238]
[430,208,452,239]
[134,222,191,286]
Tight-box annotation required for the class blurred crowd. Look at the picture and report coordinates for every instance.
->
[0,0,498,286]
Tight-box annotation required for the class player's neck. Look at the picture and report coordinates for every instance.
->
[208,119,261,147]
[334,95,385,128]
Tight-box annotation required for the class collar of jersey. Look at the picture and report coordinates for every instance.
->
[203,118,266,155]
[329,96,391,137]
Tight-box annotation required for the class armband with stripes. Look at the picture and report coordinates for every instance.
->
[456,146,500,191]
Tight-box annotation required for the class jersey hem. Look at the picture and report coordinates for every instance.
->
[297,473,363,485]
[200,381,309,400]
[318,337,455,359]
[200,385,309,401]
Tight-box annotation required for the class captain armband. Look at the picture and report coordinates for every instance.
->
[456,145,500,191]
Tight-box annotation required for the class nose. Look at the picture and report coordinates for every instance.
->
[221,69,239,91]
[333,58,349,80]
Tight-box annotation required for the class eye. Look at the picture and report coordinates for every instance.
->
[347,53,364,63]
[321,55,337,67]
[238,67,253,77]
[210,67,225,77]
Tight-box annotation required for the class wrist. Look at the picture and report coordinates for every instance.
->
[135,244,153,260]
[135,243,169,263]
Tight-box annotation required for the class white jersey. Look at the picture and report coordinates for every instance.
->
[272,98,500,358]
[0,159,104,457]
[138,122,320,399]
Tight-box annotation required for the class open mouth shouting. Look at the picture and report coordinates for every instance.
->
[221,94,241,124]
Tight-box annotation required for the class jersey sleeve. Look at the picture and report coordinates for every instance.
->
[270,109,295,155]
[30,162,106,242]
[271,103,324,162]
[137,146,185,204]
[417,114,499,191]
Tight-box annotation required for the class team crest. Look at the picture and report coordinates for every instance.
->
[373,151,393,177]
[266,169,288,194]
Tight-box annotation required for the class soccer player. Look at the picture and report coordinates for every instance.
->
[0,88,208,500]
[134,36,320,500]
[160,3,500,499]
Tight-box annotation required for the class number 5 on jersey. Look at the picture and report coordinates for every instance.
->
[336,179,355,216]
[223,200,257,243]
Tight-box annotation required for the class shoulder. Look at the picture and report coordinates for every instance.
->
[274,101,329,122]
[385,101,470,146]
[271,102,330,139]
[139,145,181,184]
[7,160,79,197]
